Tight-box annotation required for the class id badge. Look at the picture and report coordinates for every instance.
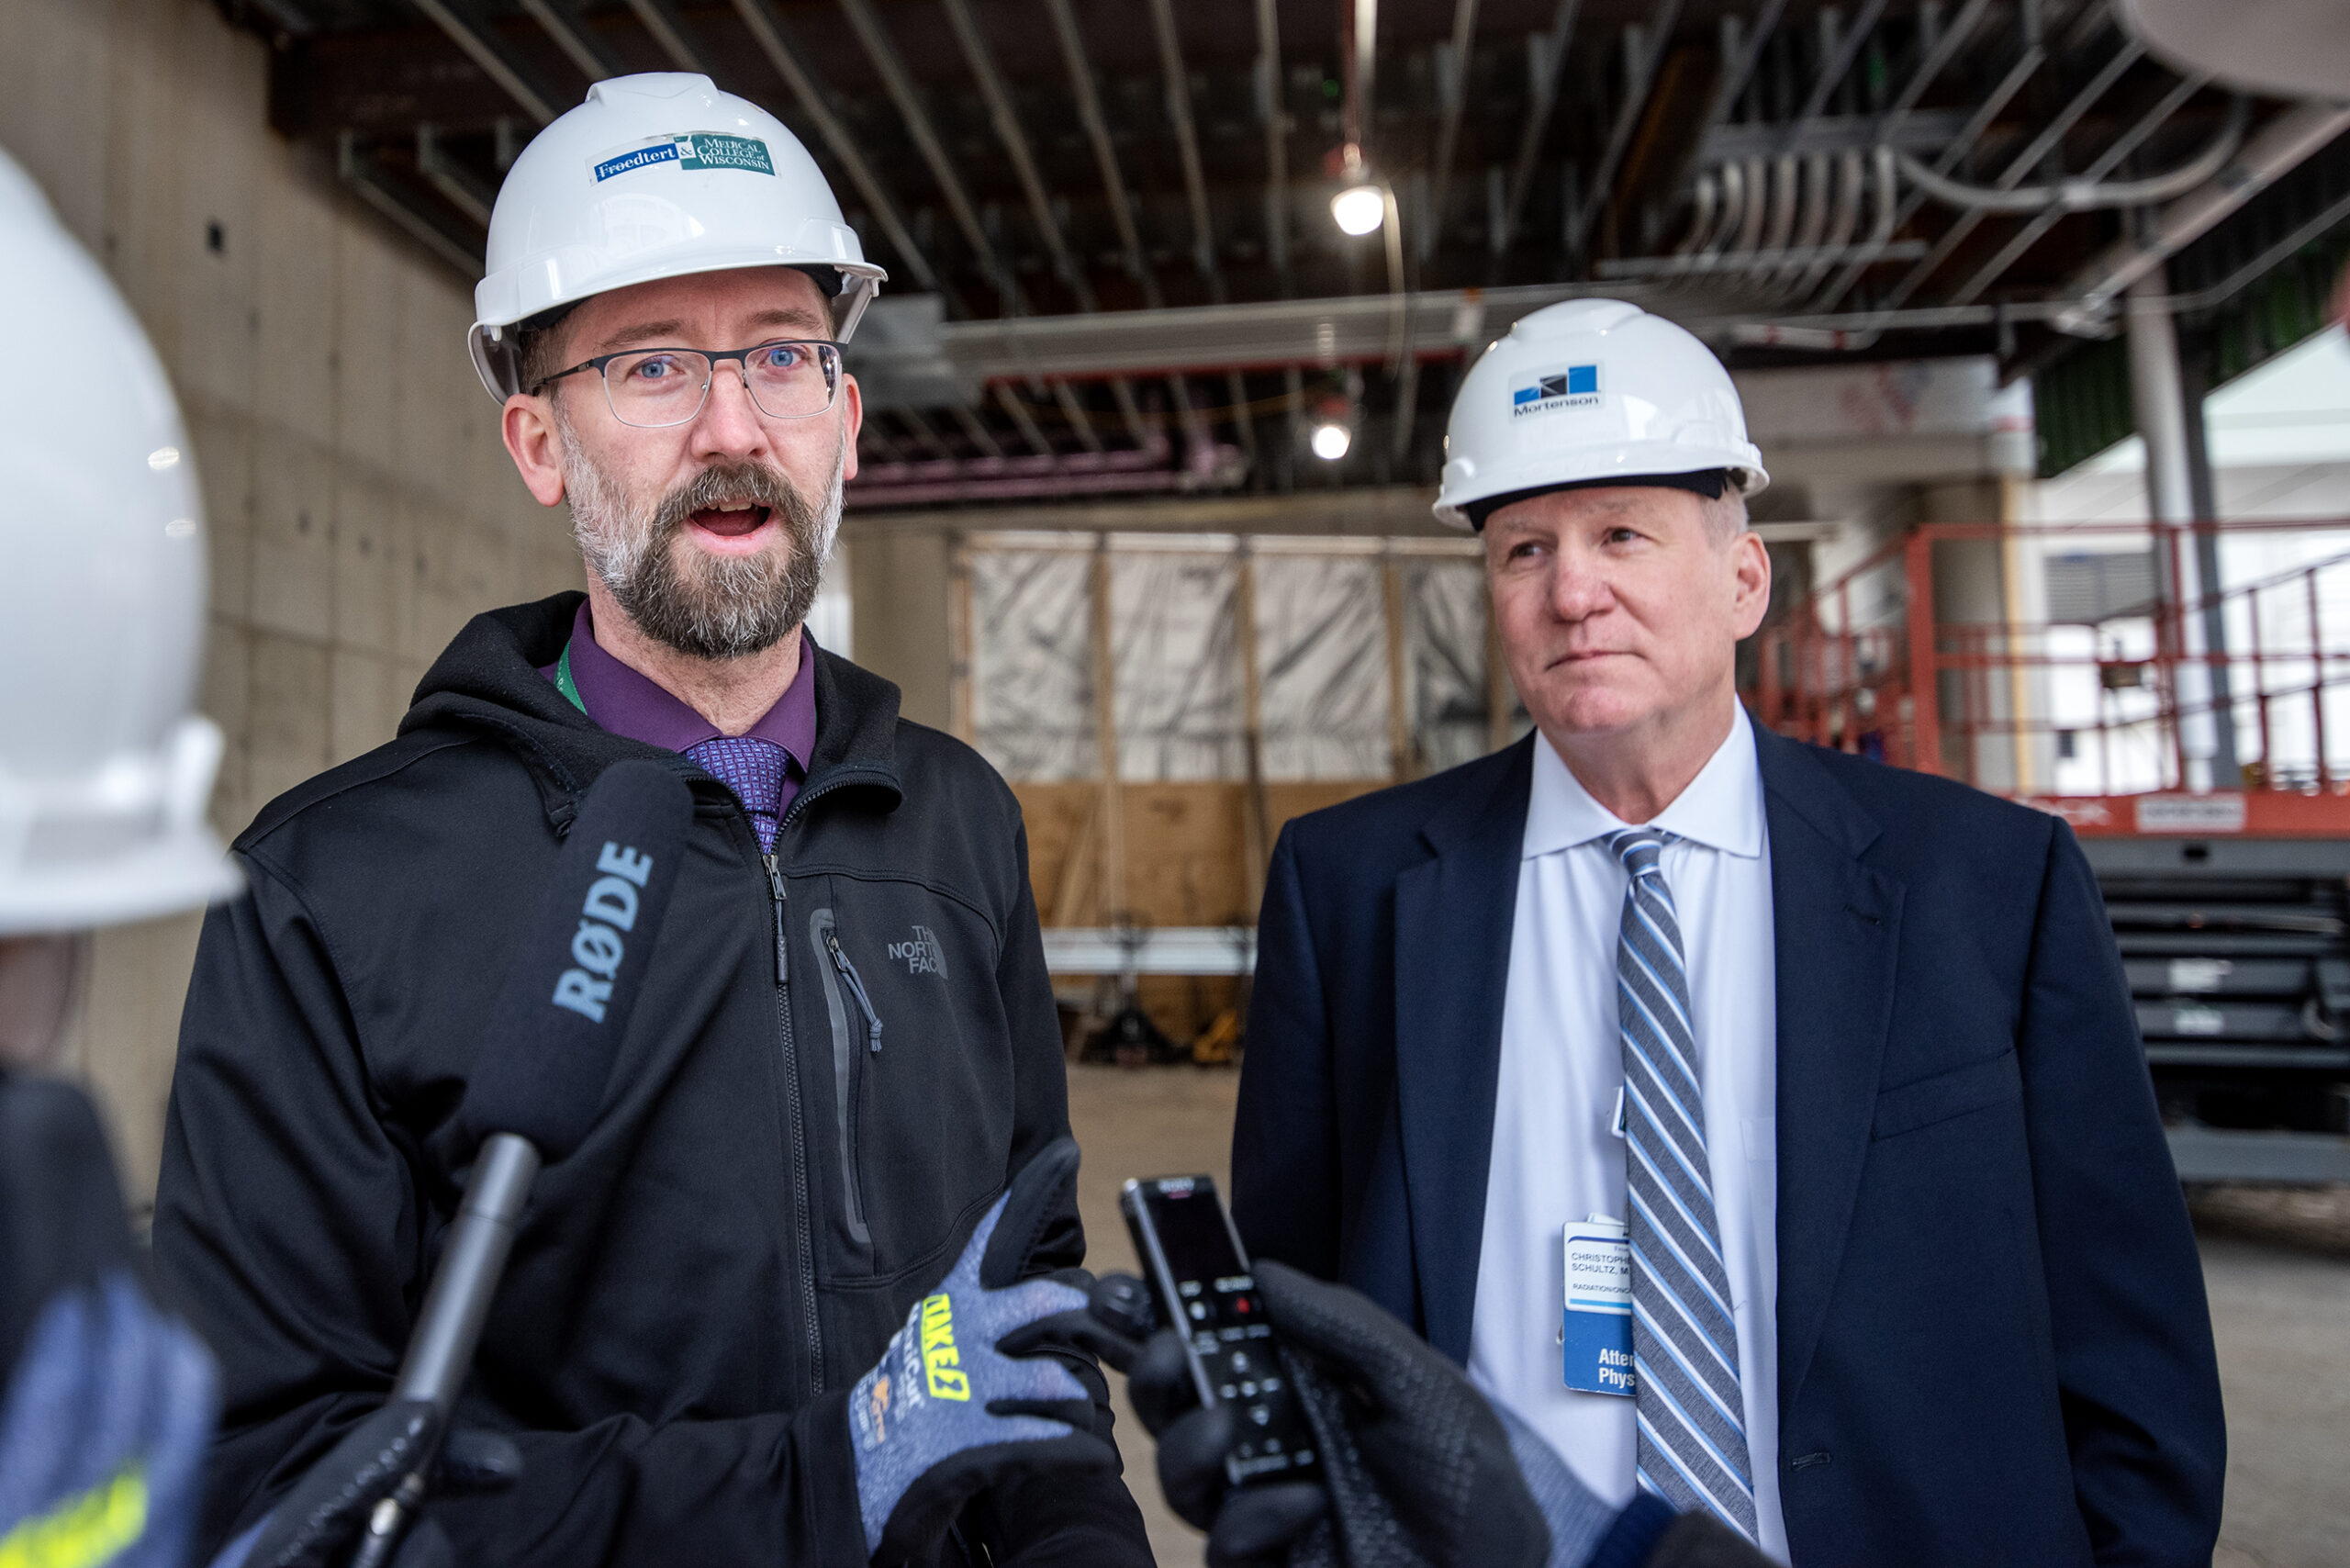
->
[1562,1215,1635,1396]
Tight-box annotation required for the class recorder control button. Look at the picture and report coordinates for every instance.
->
[1248,1404,1272,1426]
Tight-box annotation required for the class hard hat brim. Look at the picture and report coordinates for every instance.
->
[1448,467,1765,532]
[1434,458,1769,531]
[468,255,884,403]
[0,827,241,936]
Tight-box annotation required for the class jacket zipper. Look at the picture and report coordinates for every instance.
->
[766,850,824,1395]
[822,929,885,1054]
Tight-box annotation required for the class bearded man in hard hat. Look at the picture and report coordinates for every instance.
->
[0,148,236,1568]
[1228,300,2225,1566]
[153,76,1152,1568]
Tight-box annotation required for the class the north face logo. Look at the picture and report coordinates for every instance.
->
[887,926,946,978]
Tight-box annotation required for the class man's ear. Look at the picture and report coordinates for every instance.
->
[1729,529,1774,640]
[502,394,568,508]
[839,373,863,485]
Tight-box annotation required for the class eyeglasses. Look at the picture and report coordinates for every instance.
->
[534,340,844,428]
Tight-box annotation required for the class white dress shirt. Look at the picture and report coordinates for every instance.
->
[1466,703,1787,1561]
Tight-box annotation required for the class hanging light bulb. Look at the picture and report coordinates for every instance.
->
[1310,420,1353,460]
[1330,182,1386,236]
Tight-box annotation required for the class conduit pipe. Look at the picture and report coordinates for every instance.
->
[1944,70,2214,308]
[1896,95,2247,213]
[2068,98,2350,314]
[1638,148,1898,297]
[1789,149,1867,297]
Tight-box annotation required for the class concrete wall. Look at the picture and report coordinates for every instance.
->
[844,530,955,732]
[4,0,580,1199]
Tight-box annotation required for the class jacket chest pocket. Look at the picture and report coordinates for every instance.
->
[809,904,883,1246]
[800,886,1012,1281]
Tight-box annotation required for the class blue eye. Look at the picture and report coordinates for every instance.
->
[756,344,802,371]
[629,353,686,383]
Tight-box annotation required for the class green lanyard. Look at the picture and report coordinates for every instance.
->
[554,639,588,714]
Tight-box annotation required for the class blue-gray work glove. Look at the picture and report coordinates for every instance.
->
[848,1137,1119,1562]
[0,1271,217,1568]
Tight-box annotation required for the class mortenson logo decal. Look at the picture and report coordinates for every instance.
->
[1511,363,1602,416]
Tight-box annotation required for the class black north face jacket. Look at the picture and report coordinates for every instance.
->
[154,592,1148,1566]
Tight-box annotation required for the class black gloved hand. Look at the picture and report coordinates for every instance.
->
[1106,1259,1553,1568]
[216,1403,521,1568]
[1095,1260,1774,1568]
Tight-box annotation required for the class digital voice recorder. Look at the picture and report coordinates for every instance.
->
[1119,1174,1323,1487]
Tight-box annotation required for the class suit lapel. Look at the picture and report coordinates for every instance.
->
[1393,737,1534,1365]
[1755,727,1904,1407]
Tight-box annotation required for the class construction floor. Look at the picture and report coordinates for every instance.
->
[1066,1064,2350,1568]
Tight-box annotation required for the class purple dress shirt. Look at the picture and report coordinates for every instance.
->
[542,600,817,851]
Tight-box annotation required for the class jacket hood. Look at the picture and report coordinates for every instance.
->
[401,590,906,818]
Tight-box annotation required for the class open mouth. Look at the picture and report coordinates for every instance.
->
[688,501,774,540]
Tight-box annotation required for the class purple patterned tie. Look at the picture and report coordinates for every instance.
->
[686,735,790,853]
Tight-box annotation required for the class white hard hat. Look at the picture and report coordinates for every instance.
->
[1434,298,1767,531]
[469,73,886,402]
[0,150,239,935]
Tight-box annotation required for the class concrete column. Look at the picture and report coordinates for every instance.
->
[2128,270,2194,526]
[2128,267,2234,788]
[844,524,955,730]
[1921,480,2044,790]
[2180,338,2242,786]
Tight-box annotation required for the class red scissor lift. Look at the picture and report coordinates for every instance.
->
[1748,520,2350,1182]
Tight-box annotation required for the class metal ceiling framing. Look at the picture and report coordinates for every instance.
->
[233,0,2347,501]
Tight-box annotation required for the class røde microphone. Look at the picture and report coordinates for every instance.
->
[349,759,691,1568]
[458,758,694,1162]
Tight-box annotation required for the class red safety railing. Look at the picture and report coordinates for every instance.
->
[1744,520,2350,833]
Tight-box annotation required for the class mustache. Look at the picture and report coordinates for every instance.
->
[650,461,807,535]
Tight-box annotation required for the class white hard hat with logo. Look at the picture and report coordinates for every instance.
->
[469,73,887,402]
[0,150,240,935]
[1434,298,1767,531]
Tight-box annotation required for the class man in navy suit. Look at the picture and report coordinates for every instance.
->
[1232,300,2224,1566]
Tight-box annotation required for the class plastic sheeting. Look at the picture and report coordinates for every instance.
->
[968,538,1502,785]
[1110,552,1246,781]
[1255,554,1390,779]
[1403,559,1494,775]
[971,548,1095,781]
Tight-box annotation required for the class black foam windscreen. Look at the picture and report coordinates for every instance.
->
[460,759,693,1160]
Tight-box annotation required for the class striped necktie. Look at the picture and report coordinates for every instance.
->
[1607,828,1759,1542]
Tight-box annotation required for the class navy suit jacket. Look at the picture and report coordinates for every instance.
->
[1233,722,2224,1567]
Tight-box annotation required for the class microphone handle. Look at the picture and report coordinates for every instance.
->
[350,1132,543,1568]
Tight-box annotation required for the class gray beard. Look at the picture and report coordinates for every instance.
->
[560,420,844,662]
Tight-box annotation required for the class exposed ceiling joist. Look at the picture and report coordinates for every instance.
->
[407,0,555,124]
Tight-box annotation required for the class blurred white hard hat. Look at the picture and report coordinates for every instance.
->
[469,73,887,401]
[1434,298,1767,532]
[0,149,238,935]
[2117,0,2350,103]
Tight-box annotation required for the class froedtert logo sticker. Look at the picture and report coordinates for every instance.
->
[591,132,777,184]
[1511,363,1602,416]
